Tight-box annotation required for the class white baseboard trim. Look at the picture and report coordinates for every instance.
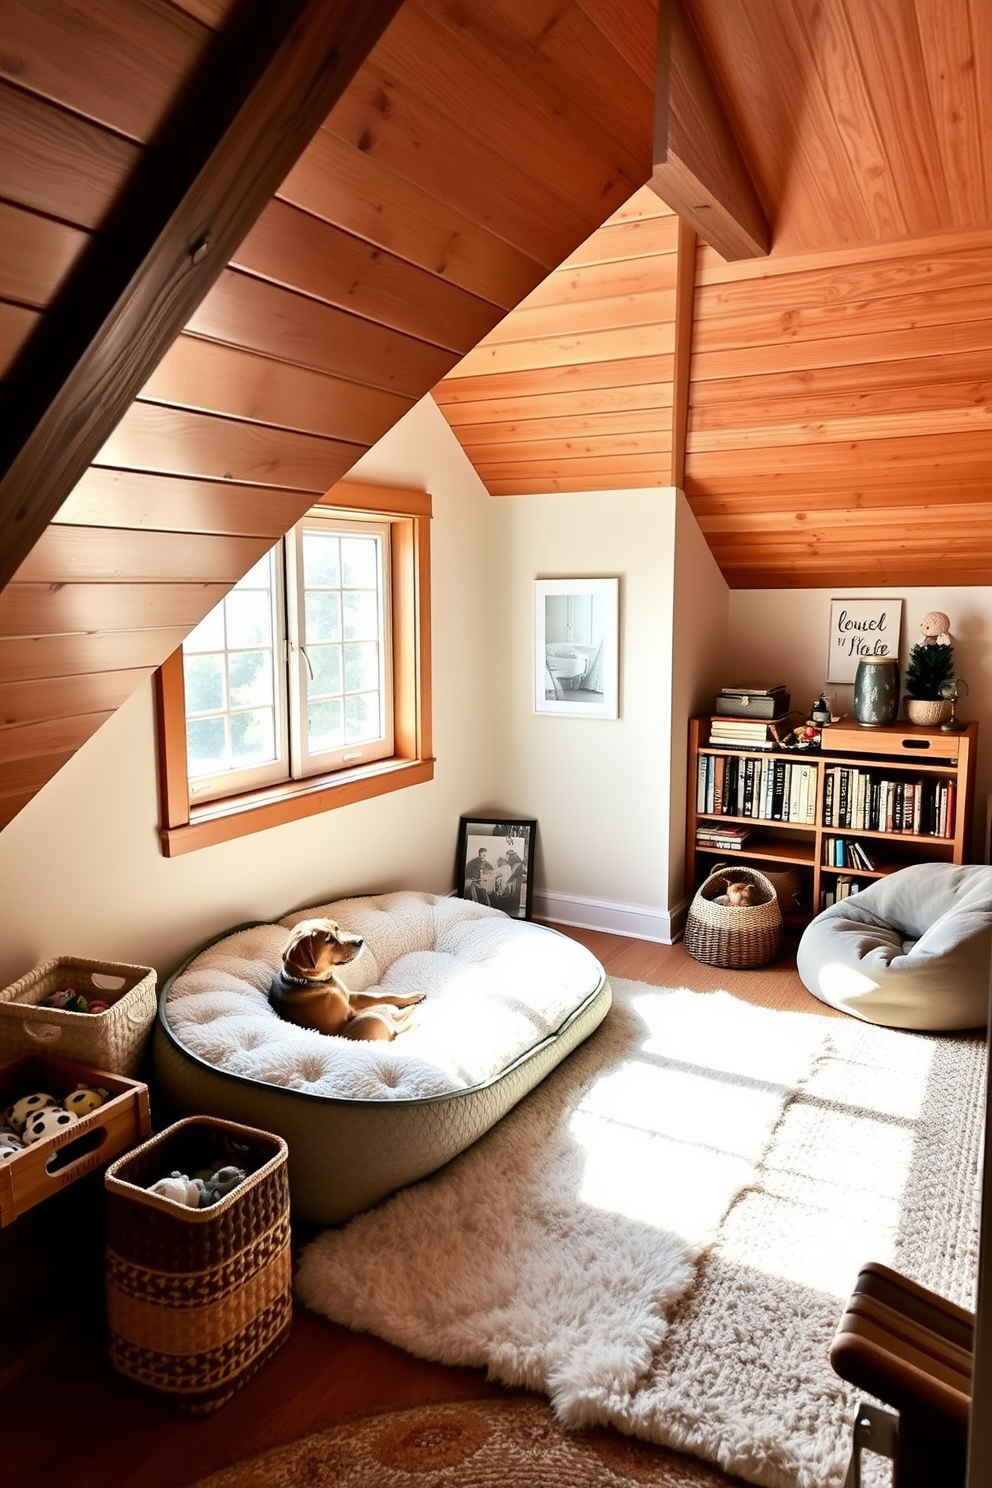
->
[533,889,686,945]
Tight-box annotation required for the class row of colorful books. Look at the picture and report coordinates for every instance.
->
[697,751,817,823]
[822,837,875,870]
[822,767,955,837]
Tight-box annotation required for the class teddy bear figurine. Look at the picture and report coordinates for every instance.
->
[197,1165,247,1205]
[920,611,951,645]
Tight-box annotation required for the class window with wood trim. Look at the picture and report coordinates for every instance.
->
[156,483,432,857]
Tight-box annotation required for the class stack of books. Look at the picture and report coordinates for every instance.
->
[697,752,818,822]
[822,767,956,837]
[708,715,789,750]
[695,823,751,851]
[822,838,875,870]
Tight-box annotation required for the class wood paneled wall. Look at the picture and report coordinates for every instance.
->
[434,190,677,495]
[685,229,992,587]
[0,0,656,830]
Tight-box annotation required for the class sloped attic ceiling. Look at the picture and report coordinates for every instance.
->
[0,0,658,830]
[435,0,992,588]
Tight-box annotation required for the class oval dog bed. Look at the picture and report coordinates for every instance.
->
[155,892,611,1223]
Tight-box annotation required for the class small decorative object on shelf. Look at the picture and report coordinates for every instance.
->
[904,612,955,725]
[939,676,969,732]
[853,657,900,726]
[811,695,832,726]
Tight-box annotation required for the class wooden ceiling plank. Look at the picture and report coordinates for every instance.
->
[727,569,992,590]
[484,457,670,496]
[232,200,502,354]
[0,203,89,310]
[689,353,992,411]
[0,746,87,795]
[0,0,213,143]
[94,402,365,494]
[969,0,992,214]
[434,355,674,405]
[563,214,681,268]
[473,449,670,484]
[186,269,457,397]
[13,527,270,587]
[691,318,992,382]
[695,225,992,285]
[517,254,677,313]
[450,322,675,380]
[452,408,670,449]
[915,0,987,226]
[59,469,321,539]
[0,585,228,638]
[0,85,141,231]
[0,0,407,595]
[688,481,992,517]
[688,404,992,452]
[0,668,154,725]
[140,335,414,445]
[437,379,672,428]
[478,288,676,346]
[463,430,673,466]
[650,0,769,259]
[697,500,992,535]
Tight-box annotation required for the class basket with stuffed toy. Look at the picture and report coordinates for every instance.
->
[0,956,157,1076]
[104,1115,291,1414]
[684,865,783,969]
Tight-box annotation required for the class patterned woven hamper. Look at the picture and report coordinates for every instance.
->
[0,957,157,1075]
[683,865,783,969]
[104,1115,292,1413]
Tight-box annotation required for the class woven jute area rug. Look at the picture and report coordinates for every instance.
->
[296,979,984,1488]
[187,1396,748,1487]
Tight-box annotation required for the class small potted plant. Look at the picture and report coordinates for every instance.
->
[904,612,955,725]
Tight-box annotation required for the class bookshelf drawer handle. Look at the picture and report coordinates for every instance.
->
[900,739,931,750]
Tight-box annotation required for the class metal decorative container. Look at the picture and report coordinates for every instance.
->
[853,657,900,726]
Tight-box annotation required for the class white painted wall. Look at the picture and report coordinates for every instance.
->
[488,487,691,940]
[727,585,992,858]
[0,397,493,987]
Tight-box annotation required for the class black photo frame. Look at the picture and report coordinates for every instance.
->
[455,815,537,920]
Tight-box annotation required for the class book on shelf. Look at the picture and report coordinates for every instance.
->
[820,765,955,839]
[709,714,789,743]
[696,825,751,850]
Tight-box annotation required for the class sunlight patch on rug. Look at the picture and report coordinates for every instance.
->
[295,980,984,1488]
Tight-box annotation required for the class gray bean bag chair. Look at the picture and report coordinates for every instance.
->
[797,863,992,1030]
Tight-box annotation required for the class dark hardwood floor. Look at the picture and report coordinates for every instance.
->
[1,928,822,1488]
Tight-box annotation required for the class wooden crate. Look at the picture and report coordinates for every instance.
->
[0,1054,151,1227]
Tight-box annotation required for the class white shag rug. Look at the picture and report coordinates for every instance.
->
[296,978,984,1488]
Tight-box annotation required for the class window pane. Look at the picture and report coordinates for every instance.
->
[342,589,379,641]
[344,641,379,693]
[305,590,341,644]
[308,644,342,697]
[240,554,273,588]
[184,607,225,653]
[303,532,340,587]
[184,653,225,714]
[225,589,271,649]
[345,692,380,743]
[341,535,378,588]
[231,708,275,765]
[228,650,272,708]
[187,716,227,776]
[308,698,344,751]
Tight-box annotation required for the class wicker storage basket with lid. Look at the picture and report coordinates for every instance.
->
[104,1115,291,1414]
[0,957,156,1075]
[684,866,783,969]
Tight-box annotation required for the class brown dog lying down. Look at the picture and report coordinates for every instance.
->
[270,918,425,1041]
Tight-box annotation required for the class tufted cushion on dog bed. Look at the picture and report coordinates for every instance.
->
[796,863,992,1030]
[155,892,610,1221]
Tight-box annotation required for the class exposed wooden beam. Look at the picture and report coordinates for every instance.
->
[650,0,770,261]
[0,0,405,593]
[670,217,696,486]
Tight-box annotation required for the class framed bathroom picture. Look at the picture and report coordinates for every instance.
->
[826,597,903,684]
[456,815,537,920]
[534,577,619,718]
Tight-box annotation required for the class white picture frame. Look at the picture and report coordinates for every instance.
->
[534,577,619,718]
[826,597,903,684]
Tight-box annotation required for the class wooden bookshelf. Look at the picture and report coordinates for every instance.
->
[687,718,978,923]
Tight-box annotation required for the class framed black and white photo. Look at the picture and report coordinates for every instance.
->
[456,815,537,920]
[827,597,903,684]
[534,577,619,718]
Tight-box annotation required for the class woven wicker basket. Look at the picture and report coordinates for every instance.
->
[684,866,783,969]
[713,862,802,913]
[104,1116,292,1414]
[0,957,157,1075]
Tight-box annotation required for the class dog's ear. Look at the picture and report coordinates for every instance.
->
[282,918,337,977]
